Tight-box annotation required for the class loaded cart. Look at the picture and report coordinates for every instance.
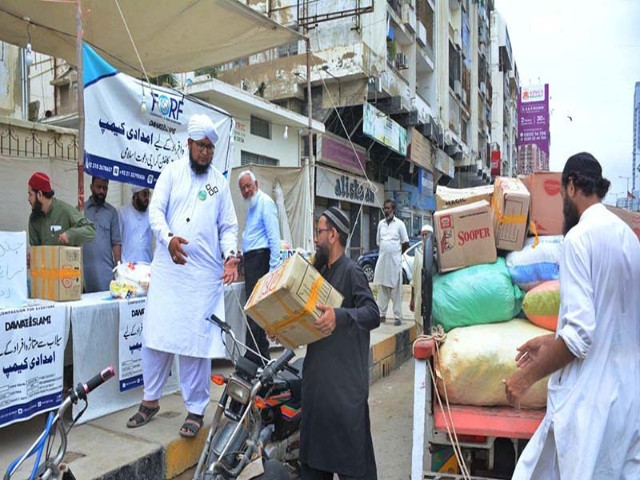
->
[410,231,545,480]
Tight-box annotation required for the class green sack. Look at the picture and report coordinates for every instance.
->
[433,258,524,331]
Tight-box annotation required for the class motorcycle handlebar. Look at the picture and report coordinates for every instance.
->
[72,366,115,402]
[259,349,296,385]
[208,314,231,334]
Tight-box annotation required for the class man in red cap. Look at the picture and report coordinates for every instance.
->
[27,171,96,246]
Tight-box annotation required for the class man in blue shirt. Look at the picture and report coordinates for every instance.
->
[238,170,281,364]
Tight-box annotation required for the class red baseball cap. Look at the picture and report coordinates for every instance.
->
[28,172,53,193]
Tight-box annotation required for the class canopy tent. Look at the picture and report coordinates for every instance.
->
[0,0,302,76]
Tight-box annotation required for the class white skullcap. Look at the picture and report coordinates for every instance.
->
[421,224,433,234]
[131,185,147,194]
[188,114,219,145]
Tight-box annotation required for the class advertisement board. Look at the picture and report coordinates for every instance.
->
[363,103,407,156]
[517,84,550,157]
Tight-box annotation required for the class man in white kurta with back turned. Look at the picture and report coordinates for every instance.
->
[373,199,409,326]
[505,152,640,479]
[127,114,240,438]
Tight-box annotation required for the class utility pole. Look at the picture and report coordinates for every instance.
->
[76,0,85,211]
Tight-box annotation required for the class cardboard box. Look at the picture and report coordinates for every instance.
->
[607,206,640,242]
[30,246,82,301]
[244,253,344,348]
[492,177,530,251]
[434,200,497,273]
[436,185,494,211]
[520,172,563,235]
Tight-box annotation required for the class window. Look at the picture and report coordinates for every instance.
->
[250,116,271,139]
[241,151,279,166]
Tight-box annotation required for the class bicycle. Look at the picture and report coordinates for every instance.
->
[4,366,116,480]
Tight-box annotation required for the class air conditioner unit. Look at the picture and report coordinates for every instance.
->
[395,52,409,70]
[454,80,462,97]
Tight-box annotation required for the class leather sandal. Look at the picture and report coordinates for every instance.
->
[127,403,160,428]
[179,412,204,438]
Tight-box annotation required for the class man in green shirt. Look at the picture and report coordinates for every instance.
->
[27,172,96,246]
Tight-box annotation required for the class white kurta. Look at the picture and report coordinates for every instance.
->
[118,203,153,263]
[513,203,640,480]
[373,217,409,287]
[144,157,238,359]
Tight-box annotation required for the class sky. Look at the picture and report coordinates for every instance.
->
[494,0,640,204]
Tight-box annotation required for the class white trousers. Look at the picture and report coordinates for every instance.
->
[377,273,403,322]
[141,346,211,415]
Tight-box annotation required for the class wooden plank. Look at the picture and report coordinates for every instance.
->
[433,405,545,439]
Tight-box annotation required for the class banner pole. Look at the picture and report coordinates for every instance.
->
[76,0,85,211]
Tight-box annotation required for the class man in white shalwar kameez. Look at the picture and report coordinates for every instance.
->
[373,199,409,326]
[505,152,640,480]
[127,114,240,437]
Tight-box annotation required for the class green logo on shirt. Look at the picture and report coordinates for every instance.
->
[198,190,207,201]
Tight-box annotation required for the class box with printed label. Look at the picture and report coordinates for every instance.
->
[607,205,640,241]
[491,177,531,251]
[244,252,344,349]
[434,200,497,273]
[435,185,494,211]
[520,172,563,236]
[30,246,82,301]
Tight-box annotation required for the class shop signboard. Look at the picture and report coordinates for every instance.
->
[409,127,434,171]
[490,150,501,177]
[315,166,384,208]
[435,150,455,178]
[319,133,369,175]
[363,103,407,156]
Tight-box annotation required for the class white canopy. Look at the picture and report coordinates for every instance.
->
[0,0,302,76]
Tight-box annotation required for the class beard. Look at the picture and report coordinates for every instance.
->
[190,151,211,175]
[31,199,44,215]
[313,242,330,271]
[92,194,106,206]
[134,196,148,212]
[244,194,257,210]
[563,196,581,235]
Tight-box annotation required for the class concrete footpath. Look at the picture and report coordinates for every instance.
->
[1,291,417,479]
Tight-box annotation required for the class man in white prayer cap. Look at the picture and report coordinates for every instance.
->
[118,184,153,263]
[127,113,240,438]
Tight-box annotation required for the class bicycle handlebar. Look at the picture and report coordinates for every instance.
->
[70,365,115,403]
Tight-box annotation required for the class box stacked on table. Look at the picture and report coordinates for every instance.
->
[30,246,82,301]
[244,252,343,349]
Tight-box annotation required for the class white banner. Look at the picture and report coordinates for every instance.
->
[0,231,27,309]
[83,44,234,189]
[363,102,407,156]
[0,304,65,427]
[118,298,146,392]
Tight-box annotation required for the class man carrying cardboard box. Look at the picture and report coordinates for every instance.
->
[301,207,380,480]
[27,172,96,246]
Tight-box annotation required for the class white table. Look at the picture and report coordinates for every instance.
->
[68,283,247,423]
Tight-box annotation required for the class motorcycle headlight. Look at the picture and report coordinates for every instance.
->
[227,376,251,405]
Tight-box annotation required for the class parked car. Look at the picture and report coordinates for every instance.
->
[357,238,421,284]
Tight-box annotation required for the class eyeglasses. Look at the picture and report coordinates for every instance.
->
[194,141,215,153]
[315,228,330,236]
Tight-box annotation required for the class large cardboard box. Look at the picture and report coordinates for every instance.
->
[520,172,563,235]
[607,206,640,241]
[30,246,82,301]
[244,253,344,348]
[492,177,530,251]
[435,185,494,211]
[434,200,497,273]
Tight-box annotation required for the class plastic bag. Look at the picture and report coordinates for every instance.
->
[433,258,523,331]
[506,235,563,291]
[522,280,560,331]
[109,262,151,299]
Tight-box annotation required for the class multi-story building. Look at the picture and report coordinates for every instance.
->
[489,12,518,177]
[633,81,640,192]
[212,0,516,254]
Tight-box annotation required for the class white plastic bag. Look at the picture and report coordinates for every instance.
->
[109,262,151,299]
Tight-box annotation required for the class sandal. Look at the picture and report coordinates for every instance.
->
[127,403,160,428]
[179,412,204,438]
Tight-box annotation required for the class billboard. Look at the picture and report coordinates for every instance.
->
[363,102,407,156]
[517,84,550,158]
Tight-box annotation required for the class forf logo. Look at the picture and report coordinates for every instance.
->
[150,92,185,121]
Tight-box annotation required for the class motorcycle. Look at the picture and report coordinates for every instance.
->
[194,314,303,480]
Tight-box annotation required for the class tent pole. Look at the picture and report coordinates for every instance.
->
[76,0,85,211]
[305,35,314,246]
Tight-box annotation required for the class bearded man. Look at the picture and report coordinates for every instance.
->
[505,152,640,479]
[300,207,380,480]
[127,114,240,438]
[237,170,281,364]
[27,171,95,246]
[118,185,153,263]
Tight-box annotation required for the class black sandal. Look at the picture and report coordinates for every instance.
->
[127,403,160,428]
[179,412,204,438]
